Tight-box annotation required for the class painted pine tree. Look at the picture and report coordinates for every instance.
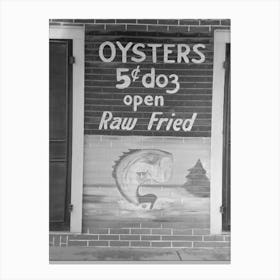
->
[183,159,210,197]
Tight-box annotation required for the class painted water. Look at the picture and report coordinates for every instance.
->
[82,184,209,230]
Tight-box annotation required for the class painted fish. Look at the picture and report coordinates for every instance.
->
[112,149,173,209]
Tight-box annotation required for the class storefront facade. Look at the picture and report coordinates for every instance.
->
[49,19,230,255]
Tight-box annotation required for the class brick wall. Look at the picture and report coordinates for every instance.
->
[50,227,230,248]
[49,19,230,32]
[49,19,230,249]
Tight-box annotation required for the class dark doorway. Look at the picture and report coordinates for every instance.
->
[222,43,231,231]
[49,39,73,231]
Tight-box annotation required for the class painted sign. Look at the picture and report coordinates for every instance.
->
[85,34,213,137]
[98,41,205,132]
[82,31,212,231]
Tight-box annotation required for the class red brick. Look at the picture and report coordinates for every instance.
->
[99,235,119,240]
[88,241,108,247]
[68,240,87,246]
[158,19,178,25]
[194,242,230,248]
[110,241,129,246]
[147,25,168,32]
[106,24,126,31]
[141,235,160,241]
[200,19,220,25]
[190,26,210,33]
[137,19,157,24]
[116,19,136,23]
[162,235,202,241]
[127,24,147,31]
[172,242,192,247]
[120,235,140,240]
[52,19,73,23]
[68,234,98,240]
[179,19,199,25]
[74,19,95,23]
[168,26,189,33]
[110,229,129,234]
[151,229,171,235]
[203,235,224,241]
[131,229,150,234]
[131,241,150,247]
[151,242,171,247]
[96,19,115,23]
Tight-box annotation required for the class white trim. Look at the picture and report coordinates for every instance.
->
[210,30,230,234]
[49,25,85,233]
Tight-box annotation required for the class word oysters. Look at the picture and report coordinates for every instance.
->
[99,41,206,64]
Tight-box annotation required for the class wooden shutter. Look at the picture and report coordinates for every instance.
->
[49,39,73,231]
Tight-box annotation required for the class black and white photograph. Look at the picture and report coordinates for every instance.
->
[49,18,231,263]
[1,0,280,279]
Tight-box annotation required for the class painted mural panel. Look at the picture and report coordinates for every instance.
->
[82,31,213,231]
[82,135,210,231]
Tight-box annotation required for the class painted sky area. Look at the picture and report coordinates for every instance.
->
[83,135,210,185]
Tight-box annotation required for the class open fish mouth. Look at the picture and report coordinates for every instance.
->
[112,149,173,209]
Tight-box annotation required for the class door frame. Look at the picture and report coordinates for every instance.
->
[210,30,230,234]
[49,25,85,233]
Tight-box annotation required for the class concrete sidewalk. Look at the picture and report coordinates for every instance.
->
[50,247,230,263]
